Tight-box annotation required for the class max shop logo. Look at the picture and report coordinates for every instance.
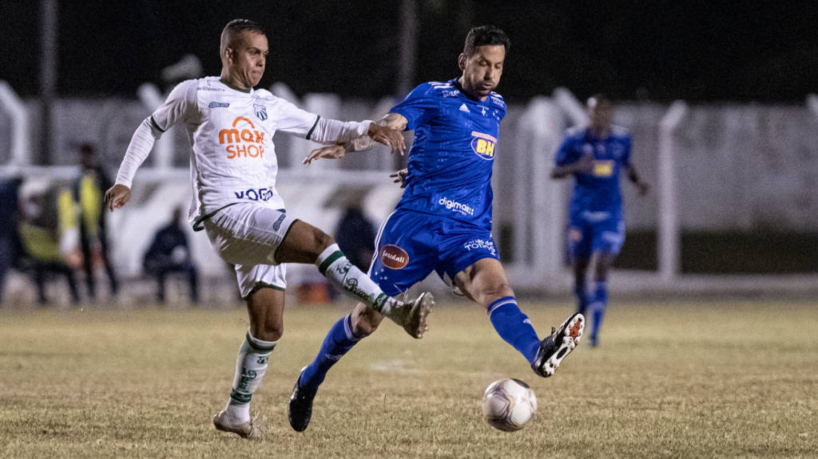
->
[470,131,497,160]
[380,245,409,269]
[234,188,275,202]
[464,239,496,256]
[219,117,266,159]
[438,197,475,216]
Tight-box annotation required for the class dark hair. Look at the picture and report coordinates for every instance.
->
[463,25,510,57]
[223,19,266,37]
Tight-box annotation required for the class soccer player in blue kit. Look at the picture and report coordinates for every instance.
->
[287,25,586,432]
[551,95,649,347]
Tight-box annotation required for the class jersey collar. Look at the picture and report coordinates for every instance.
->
[218,77,254,95]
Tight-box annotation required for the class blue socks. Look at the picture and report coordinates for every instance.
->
[590,281,607,344]
[299,314,360,389]
[488,297,541,363]
[301,298,546,388]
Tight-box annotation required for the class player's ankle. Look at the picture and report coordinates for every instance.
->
[224,401,251,424]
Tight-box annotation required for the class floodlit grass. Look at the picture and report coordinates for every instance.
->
[1,300,816,458]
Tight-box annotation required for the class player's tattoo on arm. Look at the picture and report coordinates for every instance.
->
[345,113,408,152]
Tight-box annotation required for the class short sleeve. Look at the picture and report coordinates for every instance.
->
[389,83,438,131]
[273,98,320,138]
[150,80,198,132]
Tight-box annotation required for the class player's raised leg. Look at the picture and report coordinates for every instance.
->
[276,220,432,337]
[214,286,283,439]
[456,258,584,378]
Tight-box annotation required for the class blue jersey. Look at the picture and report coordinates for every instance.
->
[390,79,507,230]
[555,126,632,218]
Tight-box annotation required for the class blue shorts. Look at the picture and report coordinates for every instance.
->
[568,211,625,261]
[368,210,500,296]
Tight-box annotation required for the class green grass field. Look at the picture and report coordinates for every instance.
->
[1,300,816,458]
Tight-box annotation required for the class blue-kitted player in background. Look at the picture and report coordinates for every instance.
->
[551,95,649,347]
[288,25,586,432]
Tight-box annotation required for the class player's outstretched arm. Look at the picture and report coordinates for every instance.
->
[340,113,408,154]
[303,113,409,164]
[109,81,195,209]
[303,145,347,165]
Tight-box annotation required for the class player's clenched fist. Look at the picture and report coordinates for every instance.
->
[104,184,131,212]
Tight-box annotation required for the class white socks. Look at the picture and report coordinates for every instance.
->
[316,244,396,314]
[224,331,277,424]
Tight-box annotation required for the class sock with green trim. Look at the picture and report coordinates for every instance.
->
[223,330,277,424]
[316,243,397,314]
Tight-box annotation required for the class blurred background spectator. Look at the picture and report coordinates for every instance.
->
[143,207,199,305]
[74,143,119,301]
[0,175,24,305]
[18,184,81,305]
[335,204,376,272]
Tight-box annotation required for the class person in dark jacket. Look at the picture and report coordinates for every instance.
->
[143,207,199,304]
[335,204,376,272]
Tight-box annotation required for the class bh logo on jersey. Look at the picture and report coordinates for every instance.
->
[380,245,409,270]
[219,117,265,159]
[470,132,497,160]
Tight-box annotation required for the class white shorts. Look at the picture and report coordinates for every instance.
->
[202,203,297,297]
[234,263,287,299]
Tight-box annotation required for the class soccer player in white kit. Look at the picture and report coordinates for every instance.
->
[104,19,433,439]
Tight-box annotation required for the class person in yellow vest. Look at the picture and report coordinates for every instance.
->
[18,187,81,305]
[74,143,119,301]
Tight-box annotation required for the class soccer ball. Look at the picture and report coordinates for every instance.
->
[481,378,537,432]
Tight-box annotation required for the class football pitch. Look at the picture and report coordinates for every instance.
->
[1,300,816,458]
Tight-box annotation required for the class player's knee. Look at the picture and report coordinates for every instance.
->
[313,229,335,252]
[477,281,513,301]
[594,256,614,280]
[251,322,283,342]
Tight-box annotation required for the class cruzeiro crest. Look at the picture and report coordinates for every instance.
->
[254,103,268,121]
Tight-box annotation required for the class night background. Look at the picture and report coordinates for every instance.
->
[2,0,817,102]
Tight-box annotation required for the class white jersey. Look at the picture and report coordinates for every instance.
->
[165,77,319,217]
[118,76,325,221]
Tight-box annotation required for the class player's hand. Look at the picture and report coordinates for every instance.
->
[636,181,650,196]
[368,123,406,156]
[303,145,347,165]
[390,169,408,188]
[574,152,595,174]
[104,184,131,212]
